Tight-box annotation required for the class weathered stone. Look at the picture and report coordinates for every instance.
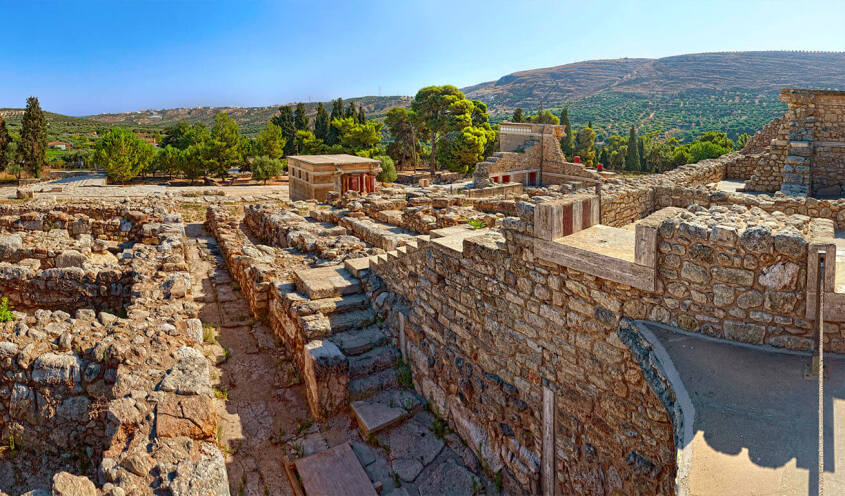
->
[51,472,97,496]
[759,262,799,290]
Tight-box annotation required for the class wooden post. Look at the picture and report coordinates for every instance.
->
[543,386,556,496]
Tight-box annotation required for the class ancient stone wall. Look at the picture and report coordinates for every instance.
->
[0,205,226,495]
[745,89,845,196]
[370,219,677,495]
[599,154,732,227]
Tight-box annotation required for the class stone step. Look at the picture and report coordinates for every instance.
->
[297,293,371,317]
[329,325,388,356]
[328,308,376,334]
[351,389,425,437]
[343,257,372,278]
[294,265,362,299]
[349,346,400,379]
[349,368,398,400]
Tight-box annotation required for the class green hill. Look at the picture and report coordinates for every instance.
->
[86,96,412,136]
[468,51,845,141]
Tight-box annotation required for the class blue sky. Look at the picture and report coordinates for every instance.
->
[2,0,844,116]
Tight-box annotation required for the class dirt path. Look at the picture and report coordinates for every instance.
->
[184,222,308,496]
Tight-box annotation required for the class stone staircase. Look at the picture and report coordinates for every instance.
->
[780,140,812,197]
[292,262,424,437]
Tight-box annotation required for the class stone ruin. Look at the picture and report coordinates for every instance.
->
[0,200,225,496]
[203,141,844,495]
[742,88,845,197]
[0,88,842,496]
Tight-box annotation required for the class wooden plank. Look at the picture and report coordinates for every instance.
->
[535,238,656,291]
[542,386,556,496]
[294,442,378,496]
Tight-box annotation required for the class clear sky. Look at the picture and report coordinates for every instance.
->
[2,0,844,116]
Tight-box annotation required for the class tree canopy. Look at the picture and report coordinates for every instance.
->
[21,96,47,178]
[411,85,476,173]
[256,121,286,160]
[94,128,155,183]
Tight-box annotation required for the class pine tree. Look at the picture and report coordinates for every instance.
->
[625,125,640,171]
[327,98,344,146]
[272,106,297,156]
[559,108,575,159]
[314,103,330,142]
[512,108,524,123]
[21,96,47,178]
[0,116,10,169]
[294,103,309,131]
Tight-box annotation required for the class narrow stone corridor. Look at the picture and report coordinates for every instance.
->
[185,222,309,496]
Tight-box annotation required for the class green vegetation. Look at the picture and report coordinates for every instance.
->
[411,85,495,174]
[375,155,396,183]
[0,297,15,322]
[395,358,413,388]
[561,89,785,143]
[94,128,155,183]
[251,155,284,184]
[21,97,47,178]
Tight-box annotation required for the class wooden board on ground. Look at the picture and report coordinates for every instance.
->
[294,442,378,496]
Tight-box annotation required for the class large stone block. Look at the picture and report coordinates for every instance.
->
[302,339,349,420]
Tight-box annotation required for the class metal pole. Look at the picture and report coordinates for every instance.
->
[815,253,825,496]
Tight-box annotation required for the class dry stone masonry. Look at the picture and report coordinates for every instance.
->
[0,200,226,496]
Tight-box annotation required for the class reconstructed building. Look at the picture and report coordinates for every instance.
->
[743,88,845,196]
[288,154,382,202]
[473,121,602,190]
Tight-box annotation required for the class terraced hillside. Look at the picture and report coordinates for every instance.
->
[86,95,412,135]
[472,51,845,141]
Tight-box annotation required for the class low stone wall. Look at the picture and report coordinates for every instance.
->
[0,263,132,313]
[0,202,164,242]
[653,186,845,230]
[466,183,524,198]
[0,206,226,495]
[599,154,733,227]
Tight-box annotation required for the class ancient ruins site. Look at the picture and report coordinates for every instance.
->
[0,88,843,496]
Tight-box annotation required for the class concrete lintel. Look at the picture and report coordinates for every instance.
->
[534,237,656,292]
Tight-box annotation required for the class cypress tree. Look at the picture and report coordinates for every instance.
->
[272,105,297,156]
[0,116,9,168]
[559,108,575,159]
[314,103,330,142]
[294,103,309,131]
[625,125,640,171]
[346,102,356,119]
[512,108,524,123]
[327,98,344,146]
[638,136,646,170]
[357,105,366,124]
[21,96,47,178]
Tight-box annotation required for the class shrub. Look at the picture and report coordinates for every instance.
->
[0,297,14,322]
[251,155,283,184]
[375,155,397,183]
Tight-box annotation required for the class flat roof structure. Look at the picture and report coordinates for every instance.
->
[288,154,381,202]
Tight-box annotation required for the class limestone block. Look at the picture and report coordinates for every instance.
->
[302,339,349,420]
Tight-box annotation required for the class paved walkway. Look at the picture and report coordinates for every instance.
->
[185,222,307,496]
[644,323,845,496]
[5,172,290,200]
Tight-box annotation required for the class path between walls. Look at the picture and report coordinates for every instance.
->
[185,222,309,496]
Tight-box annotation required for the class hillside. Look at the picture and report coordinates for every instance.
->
[86,96,412,135]
[468,51,845,141]
[0,109,152,138]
